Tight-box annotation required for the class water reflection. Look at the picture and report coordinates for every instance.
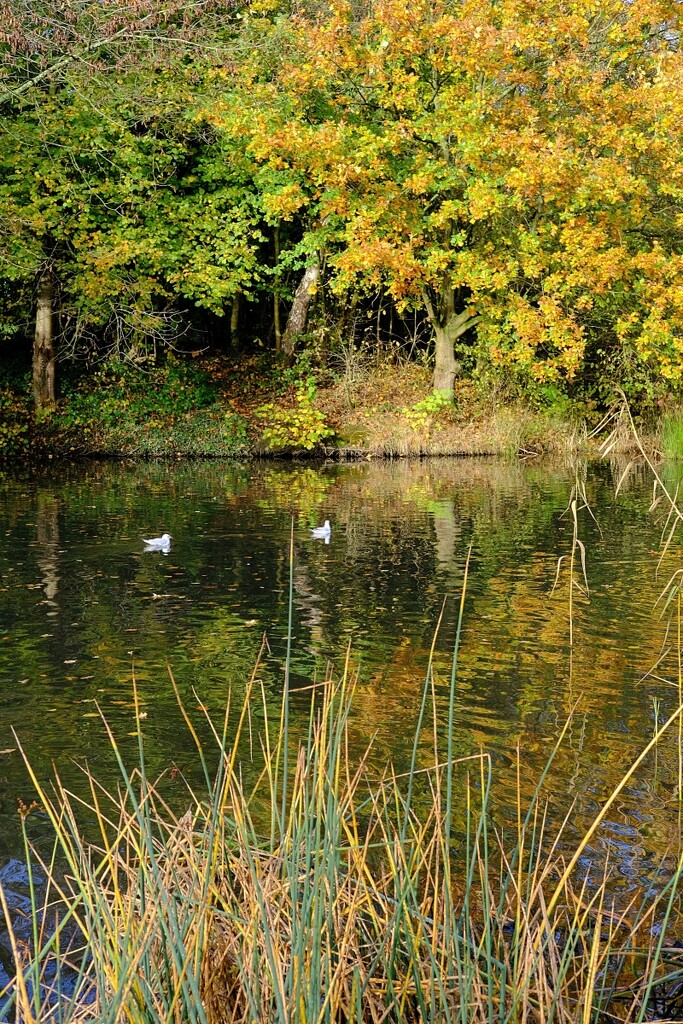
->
[0,457,681,891]
[35,495,60,612]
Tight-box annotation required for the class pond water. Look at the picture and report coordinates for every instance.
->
[0,456,682,898]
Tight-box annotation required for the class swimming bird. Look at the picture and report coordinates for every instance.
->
[311,520,331,541]
[143,533,172,551]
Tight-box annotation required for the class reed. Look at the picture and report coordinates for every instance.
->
[1,629,683,1024]
[660,411,683,461]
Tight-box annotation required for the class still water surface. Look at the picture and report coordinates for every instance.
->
[1,457,682,891]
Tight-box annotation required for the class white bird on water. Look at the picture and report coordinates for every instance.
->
[311,520,331,543]
[143,533,172,552]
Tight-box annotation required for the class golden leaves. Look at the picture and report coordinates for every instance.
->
[218,0,683,383]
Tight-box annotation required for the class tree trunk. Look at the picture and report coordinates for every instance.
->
[422,285,481,393]
[230,291,240,349]
[33,268,56,410]
[274,223,282,352]
[281,263,319,359]
[433,322,460,392]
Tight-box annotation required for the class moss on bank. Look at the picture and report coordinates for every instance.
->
[0,351,662,462]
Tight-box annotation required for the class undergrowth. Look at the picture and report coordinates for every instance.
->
[256,374,335,452]
[0,351,664,461]
[46,358,249,458]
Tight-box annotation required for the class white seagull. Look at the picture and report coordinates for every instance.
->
[311,520,331,543]
[142,533,172,552]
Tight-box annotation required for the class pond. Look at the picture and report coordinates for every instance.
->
[0,456,682,900]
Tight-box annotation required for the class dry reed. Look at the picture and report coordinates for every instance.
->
[1,651,683,1022]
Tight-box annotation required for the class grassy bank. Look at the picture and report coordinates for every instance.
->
[2,646,683,1022]
[0,351,659,462]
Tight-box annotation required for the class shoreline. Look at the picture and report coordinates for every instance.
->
[0,352,664,464]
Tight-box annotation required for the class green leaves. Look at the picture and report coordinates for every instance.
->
[0,59,269,363]
[256,376,334,452]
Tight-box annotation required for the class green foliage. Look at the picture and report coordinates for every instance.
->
[0,385,31,458]
[273,350,318,396]
[0,60,266,370]
[45,358,249,457]
[0,361,32,459]
[403,389,454,433]
[531,383,575,416]
[660,410,683,459]
[59,358,218,428]
[90,407,249,458]
[256,376,334,451]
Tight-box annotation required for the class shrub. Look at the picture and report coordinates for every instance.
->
[48,358,249,457]
[58,357,219,431]
[403,389,454,433]
[0,365,31,459]
[0,387,30,458]
[257,376,334,451]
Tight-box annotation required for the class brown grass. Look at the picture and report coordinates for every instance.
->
[318,361,586,457]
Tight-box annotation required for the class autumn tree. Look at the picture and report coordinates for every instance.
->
[227,0,683,394]
[3,0,681,412]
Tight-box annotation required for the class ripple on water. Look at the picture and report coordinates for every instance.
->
[0,457,680,888]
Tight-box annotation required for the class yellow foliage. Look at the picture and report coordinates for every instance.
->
[208,0,683,384]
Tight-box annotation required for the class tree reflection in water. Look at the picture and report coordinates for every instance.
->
[0,457,680,894]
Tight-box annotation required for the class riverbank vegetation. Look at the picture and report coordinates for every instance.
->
[0,348,593,458]
[2,406,683,1019]
[1,0,682,459]
[3,658,683,1022]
